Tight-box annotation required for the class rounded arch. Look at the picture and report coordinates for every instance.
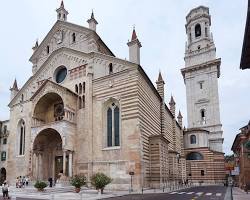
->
[0,168,6,184]
[33,92,64,123]
[186,152,204,160]
[190,134,196,144]
[33,128,63,151]
[32,128,64,180]
[195,23,201,37]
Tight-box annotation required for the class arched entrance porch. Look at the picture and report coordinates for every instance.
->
[0,168,6,184]
[32,128,73,182]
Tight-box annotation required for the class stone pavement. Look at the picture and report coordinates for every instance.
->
[232,187,250,200]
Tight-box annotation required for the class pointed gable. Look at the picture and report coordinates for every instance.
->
[29,20,115,68]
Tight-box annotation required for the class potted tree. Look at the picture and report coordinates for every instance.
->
[70,174,86,193]
[91,172,112,194]
[34,180,47,191]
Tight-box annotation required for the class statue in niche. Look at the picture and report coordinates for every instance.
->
[54,30,64,44]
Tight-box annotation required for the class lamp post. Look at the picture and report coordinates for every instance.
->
[129,171,135,193]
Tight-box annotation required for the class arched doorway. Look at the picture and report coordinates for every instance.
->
[32,128,69,181]
[0,168,6,184]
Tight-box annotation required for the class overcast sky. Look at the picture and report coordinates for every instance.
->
[0,0,249,154]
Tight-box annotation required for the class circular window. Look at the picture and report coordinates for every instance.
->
[55,66,67,83]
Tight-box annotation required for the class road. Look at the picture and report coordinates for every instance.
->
[106,186,227,200]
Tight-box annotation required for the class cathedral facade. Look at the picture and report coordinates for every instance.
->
[181,6,225,184]
[4,2,186,190]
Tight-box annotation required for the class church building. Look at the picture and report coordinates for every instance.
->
[181,6,225,184]
[5,1,186,190]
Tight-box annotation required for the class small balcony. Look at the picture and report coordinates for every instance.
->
[32,109,76,128]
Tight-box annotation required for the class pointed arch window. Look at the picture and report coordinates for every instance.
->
[18,120,25,155]
[107,108,112,147]
[195,24,201,38]
[190,135,196,144]
[106,102,120,147]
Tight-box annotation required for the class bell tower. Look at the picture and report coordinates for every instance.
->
[181,6,223,152]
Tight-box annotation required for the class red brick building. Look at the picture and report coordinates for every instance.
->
[231,121,250,189]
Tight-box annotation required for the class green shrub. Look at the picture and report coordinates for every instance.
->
[91,172,112,193]
[70,174,86,188]
[34,181,47,191]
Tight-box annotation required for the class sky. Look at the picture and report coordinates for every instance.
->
[0,0,249,155]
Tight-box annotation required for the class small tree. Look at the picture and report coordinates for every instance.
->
[91,172,112,194]
[34,180,47,191]
[70,174,86,193]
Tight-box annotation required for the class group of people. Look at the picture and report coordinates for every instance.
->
[15,176,29,188]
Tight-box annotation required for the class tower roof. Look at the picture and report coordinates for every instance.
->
[60,0,64,8]
[87,10,98,25]
[177,110,183,118]
[32,40,39,51]
[127,27,142,47]
[156,71,165,84]
[11,79,18,91]
[56,0,69,21]
[131,28,137,41]
[158,71,163,81]
[169,95,176,105]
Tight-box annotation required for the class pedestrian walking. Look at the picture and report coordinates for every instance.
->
[2,180,9,199]
[25,176,29,186]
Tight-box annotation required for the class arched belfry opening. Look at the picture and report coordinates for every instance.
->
[195,23,201,37]
[33,93,64,125]
[32,128,72,181]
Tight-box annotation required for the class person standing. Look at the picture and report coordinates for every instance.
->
[2,181,9,199]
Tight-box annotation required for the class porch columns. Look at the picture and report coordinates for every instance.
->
[63,149,66,175]
[38,153,43,179]
[35,153,39,179]
[68,151,73,177]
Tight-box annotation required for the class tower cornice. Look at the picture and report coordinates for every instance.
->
[181,58,221,80]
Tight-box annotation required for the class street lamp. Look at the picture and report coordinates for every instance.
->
[129,171,135,192]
